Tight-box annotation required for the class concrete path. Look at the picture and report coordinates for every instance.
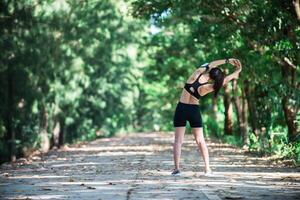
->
[1,132,300,200]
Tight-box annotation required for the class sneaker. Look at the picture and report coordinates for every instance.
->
[171,169,181,176]
[204,168,213,176]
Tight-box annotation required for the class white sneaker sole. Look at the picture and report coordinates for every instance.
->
[171,172,181,176]
[172,173,181,176]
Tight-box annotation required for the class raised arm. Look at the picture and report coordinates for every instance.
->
[207,58,240,69]
[197,59,242,97]
[199,58,230,72]
[208,58,229,68]
[222,59,242,86]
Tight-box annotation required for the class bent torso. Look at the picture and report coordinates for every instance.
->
[179,89,199,105]
[179,68,209,105]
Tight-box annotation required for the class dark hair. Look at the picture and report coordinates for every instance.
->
[209,67,225,97]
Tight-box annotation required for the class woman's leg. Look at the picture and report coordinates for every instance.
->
[173,126,186,170]
[192,127,211,172]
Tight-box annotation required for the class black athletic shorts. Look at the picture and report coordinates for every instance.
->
[173,102,203,128]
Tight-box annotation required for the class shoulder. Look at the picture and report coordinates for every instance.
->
[200,62,210,67]
[199,62,210,72]
[193,62,210,72]
[198,83,214,96]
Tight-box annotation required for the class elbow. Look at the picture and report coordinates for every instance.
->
[222,78,228,86]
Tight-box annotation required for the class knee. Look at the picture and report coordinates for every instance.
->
[195,138,205,146]
[174,139,183,146]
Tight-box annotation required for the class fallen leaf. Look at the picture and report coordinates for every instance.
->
[69,178,75,182]
[225,195,243,199]
[13,189,26,192]
[41,187,52,191]
[2,173,10,177]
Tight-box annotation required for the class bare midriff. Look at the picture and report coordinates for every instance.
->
[179,89,199,105]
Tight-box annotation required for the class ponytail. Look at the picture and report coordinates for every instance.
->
[209,68,225,97]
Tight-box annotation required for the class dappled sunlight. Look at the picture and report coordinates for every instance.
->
[1,0,299,199]
[1,133,299,199]
[5,195,67,200]
[65,145,157,152]
[8,175,68,179]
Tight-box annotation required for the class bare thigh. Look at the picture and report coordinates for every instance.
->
[174,127,186,144]
[192,127,205,144]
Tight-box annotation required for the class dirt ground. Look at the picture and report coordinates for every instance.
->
[1,132,300,200]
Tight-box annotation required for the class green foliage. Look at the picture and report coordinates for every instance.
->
[0,0,149,163]
[0,0,299,165]
[227,135,243,147]
[269,129,300,163]
[131,0,300,163]
[249,132,260,151]
[295,143,300,165]
[248,127,300,164]
[204,116,221,138]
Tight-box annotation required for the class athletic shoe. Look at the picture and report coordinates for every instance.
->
[204,168,213,176]
[171,169,181,176]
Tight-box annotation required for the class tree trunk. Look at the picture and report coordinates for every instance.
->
[209,96,218,136]
[212,96,218,120]
[232,80,249,146]
[232,80,243,136]
[281,64,298,142]
[52,116,64,148]
[223,83,233,135]
[244,80,259,136]
[3,2,16,162]
[52,119,60,148]
[6,67,16,162]
[40,106,50,153]
[281,93,298,142]
[241,87,249,147]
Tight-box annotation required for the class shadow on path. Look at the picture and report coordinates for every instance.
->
[0,132,299,200]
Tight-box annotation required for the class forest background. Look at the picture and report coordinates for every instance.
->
[0,0,299,165]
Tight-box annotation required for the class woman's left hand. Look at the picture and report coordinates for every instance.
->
[228,58,238,65]
[231,59,242,68]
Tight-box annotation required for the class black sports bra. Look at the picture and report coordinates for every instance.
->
[184,67,210,99]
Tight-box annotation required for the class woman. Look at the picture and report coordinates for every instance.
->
[172,58,242,176]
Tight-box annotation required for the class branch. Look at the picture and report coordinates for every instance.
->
[240,27,297,71]
[201,15,222,23]
[293,0,300,21]
[244,38,266,54]
[283,57,297,69]
[273,56,297,70]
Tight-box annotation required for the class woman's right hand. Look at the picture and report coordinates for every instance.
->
[229,59,242,71]
[228,58,239,65]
